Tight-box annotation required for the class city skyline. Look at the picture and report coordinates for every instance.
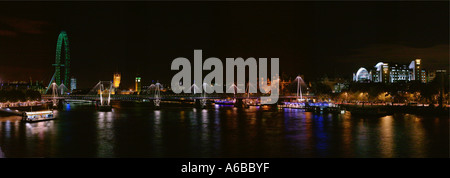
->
[0,1,448,163]
[0,1,448,89]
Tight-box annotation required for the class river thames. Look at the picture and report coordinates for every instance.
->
[0,101,448,158]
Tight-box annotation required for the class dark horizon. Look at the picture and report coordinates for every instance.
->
[0,1,448,89]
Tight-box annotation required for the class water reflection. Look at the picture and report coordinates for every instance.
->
[154,110,161,125]
[341,113,353,157]
[379,116,394,157]
[25,121,54,139]
[4,120,11,139]
[303,112,314,156]
[152,110,162,157]
[0,102,447,158]
[407,114,425,157]
[0,145,4,158]
[314,115,329,157]
[96,111,115,157]
[200,109,208,145]
[355,118,369,157]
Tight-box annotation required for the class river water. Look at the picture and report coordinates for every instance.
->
[0,101,448,158]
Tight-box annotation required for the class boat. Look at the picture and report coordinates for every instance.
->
[305,102,341,114]
[22,110,56,122]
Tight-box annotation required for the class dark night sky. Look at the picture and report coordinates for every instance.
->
[0,1,448,89]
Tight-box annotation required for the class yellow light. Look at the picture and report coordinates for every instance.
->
[113,73,121,88]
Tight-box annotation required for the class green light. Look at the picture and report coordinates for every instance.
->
[54,31,70,87]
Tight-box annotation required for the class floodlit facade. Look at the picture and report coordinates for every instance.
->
[420,69,427,83]
[372,62,384,82]
[353,67,370,82]
[354,59,428,83]
[113,73,121,88]
[389,63,410,83]
[382,63,390,83]
[409,59,423,82]
[135,75,141,93]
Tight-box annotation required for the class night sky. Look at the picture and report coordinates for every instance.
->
[0,1,448,89]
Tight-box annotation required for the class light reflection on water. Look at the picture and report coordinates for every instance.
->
[0,102,448,158]
[379,116,394,158]
[96,111,114,157]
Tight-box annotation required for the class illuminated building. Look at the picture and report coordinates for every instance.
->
[372,62,384,82]
[113,73,121,88]
[353,67,370,82]
[1,81,45,93]
[389,63,410,83]
[409,59,422,81]
[421,69,427,83]
[371,62,391,83]
[135,75,141,94]
[354,59,429,83]
[70,77,76,91]
[382,63,390,83]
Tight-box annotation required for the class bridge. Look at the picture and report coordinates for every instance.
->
[42,94,312,101]
[36,31,322,111]
[44,74,316,110]
[41,94,321,112]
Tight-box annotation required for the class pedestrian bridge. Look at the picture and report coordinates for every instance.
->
[42,94,313,101]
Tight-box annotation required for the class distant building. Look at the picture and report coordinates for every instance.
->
[319,76,348,93]
[436,69,447,75]
[420,69,427,83]
[435,69,448,82]
[333,83,347,93]
[427,71,436,82]
[409,59,422,82]
[382,63,390,83]
[354,59,428,83]
[389,63,410,83]
[353,67,370,82]
[135,75,141,94]
[113,73,121,88]
[372,62,383,83]
[0,80,45,93]
[70,77,76,92]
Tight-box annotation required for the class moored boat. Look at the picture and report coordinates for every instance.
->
[22,110,55,122]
